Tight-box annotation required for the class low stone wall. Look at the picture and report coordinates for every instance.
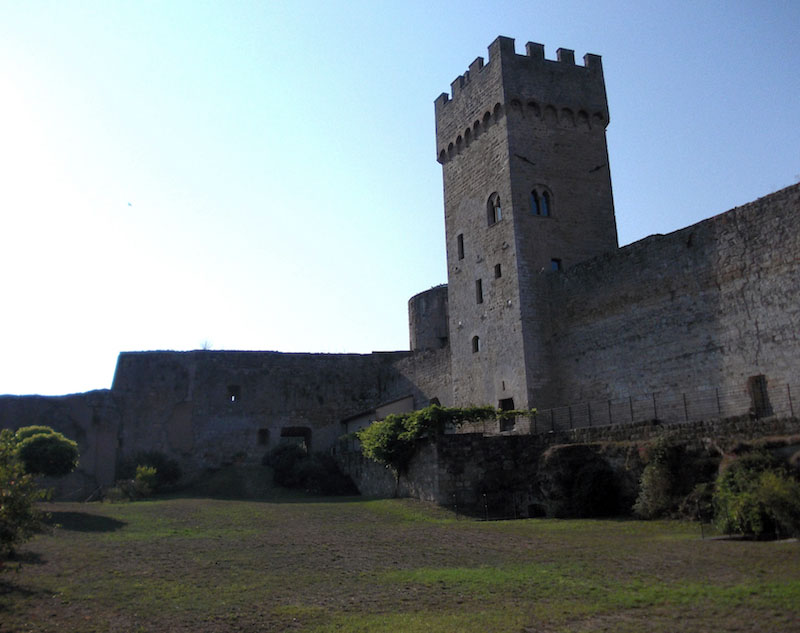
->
[341,415,800,518]
[335,440,440,501]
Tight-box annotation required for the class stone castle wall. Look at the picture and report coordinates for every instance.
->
[541,183,800,408]
[110,349,451,480]
[0,347,452,496]
[0,390,119,499]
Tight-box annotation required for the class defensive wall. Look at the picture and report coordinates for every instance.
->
[0,390,119,500]
[0,347,452,498]
[339,414,800,518]
[542,182,800,408]
[424,183,800,411]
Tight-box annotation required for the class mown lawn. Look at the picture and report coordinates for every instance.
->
[1,495,798,632]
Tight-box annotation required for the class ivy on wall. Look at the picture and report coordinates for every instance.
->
[356,404,535,473]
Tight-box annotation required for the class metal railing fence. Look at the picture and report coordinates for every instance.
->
[456,382,798,436]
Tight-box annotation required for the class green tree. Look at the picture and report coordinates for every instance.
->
[15,427,79,478]
[0,430,48,558]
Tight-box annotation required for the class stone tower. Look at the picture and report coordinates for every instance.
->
[435,36,618,410]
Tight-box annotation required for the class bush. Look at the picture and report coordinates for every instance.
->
[14,426,59,442]
[265,444,356,495]
[266,444,308,488]
[117,452,181,491]
[0,430,48,559]
[678,482,715,522]
[15,429,79,478]
[713,451,800,538]
[134,465,158,497]
[632,438,719,519]
[633,440,682,518]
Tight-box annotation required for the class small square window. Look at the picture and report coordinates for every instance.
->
[550,258,562,272]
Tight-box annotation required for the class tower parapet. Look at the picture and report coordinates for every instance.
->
[435,36,608,164]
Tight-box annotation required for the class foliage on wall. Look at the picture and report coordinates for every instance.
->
[356,404,535,473]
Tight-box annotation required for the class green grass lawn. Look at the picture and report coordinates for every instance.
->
[1,495,798,632]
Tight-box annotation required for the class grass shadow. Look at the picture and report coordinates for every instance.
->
[0,575,50,612]
[8,550,46,565]
[46,511,126,533]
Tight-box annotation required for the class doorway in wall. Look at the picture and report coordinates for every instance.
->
[498,398,515,432]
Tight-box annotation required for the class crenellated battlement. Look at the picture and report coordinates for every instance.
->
[435,36,604,110]
[435,36,608,163]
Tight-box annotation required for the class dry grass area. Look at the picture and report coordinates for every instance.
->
[1,494,798,632]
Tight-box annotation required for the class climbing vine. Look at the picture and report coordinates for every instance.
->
[356,404,535,473]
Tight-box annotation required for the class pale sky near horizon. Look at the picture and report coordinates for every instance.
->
[1,1,798,396]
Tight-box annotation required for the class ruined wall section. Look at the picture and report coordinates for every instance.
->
[543,183,800,406]
[111,349,451,479]
[0,390,120,499]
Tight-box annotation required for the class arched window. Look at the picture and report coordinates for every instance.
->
[531,187,552,217]
[471,336,480,353]
[542,191,551,217]
[487,193,502,226]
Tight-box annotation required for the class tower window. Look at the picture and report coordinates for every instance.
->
[227,385,241,403]
[531,188,551,216]
[494,263,502,278]
[471,335,480,353]
[457,233,464,260]
[550,258,562,272]
[487,193,502,226]
[475,279,483,304]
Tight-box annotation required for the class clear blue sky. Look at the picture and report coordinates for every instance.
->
[1,1,798,395]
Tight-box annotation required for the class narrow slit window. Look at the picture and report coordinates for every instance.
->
[471,335,480,353]
[494,263,502,278]
[475,279,483,304]
[227,385,241,403]
[487,193,502,226]
[457,233,464,260]
[542,191,551,216]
